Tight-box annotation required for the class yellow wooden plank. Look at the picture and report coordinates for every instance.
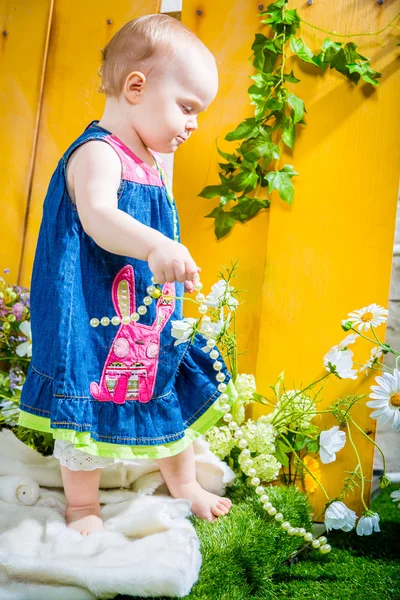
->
[178,0,400,519]
[0,0,53,281]
[19,0,160,286]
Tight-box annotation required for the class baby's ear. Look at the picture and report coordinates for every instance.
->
[112,265,136,319]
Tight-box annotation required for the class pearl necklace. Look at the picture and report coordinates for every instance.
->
[89,270,331,555]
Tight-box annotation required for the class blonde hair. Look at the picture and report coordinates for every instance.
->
[98,14,209,98]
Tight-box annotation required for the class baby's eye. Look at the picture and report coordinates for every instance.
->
[181,105,192,114]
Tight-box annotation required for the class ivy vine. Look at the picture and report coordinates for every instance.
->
[199,0,400,240]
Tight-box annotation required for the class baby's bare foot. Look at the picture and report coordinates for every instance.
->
[169,481,232,522]
[65,503,104,536]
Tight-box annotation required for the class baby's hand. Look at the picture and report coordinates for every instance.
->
[184,280,194,294]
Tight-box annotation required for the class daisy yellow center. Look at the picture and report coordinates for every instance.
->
[361,311,373,322]
[389,393,400,408]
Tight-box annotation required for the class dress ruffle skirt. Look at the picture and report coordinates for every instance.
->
[18,332,238,461]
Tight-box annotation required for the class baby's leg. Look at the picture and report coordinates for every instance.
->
[60,465,104,536]
[157,443,232,522]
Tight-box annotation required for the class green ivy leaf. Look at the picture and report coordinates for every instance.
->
[287,92,305,124]
[225,118,259,142]
[282,115,295,149]
[198,184,229,199]
[264,164,298,204]
[290,36,319,66]
[226,170,258,192]
[204,206,236,239]
[347,61,382,86]
[239,136,281,163]
[229,196,270,222]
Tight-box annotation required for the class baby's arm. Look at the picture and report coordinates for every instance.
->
[69,141,199,286]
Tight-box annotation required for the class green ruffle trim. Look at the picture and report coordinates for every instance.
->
[17,379,238,460]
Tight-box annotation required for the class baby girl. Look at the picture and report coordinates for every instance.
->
[18,13,235,536]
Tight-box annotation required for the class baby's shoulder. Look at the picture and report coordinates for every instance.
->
[66,139,121,203]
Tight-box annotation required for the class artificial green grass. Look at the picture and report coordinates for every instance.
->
[117,482,400,600]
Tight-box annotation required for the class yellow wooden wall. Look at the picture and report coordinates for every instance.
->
[1,0,399,520]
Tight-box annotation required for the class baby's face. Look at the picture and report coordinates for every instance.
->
[125,45,219,153]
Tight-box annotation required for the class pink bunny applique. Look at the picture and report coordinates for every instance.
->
[90,264,175,404]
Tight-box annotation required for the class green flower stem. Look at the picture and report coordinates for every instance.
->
[300,11,400,39]
[272,408,332,429]
[350,325,400,356]
[346,420,368,511]
[281,434,330,501]
[349,416,387,476]
[353,360,392,373]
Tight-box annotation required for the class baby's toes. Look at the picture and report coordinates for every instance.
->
[217,501,230,515]
[211,504,227,517]
[220,497,232,509]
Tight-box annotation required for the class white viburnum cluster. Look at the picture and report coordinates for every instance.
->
[204,425,237,460]
[273,389,317,430]
[239,451,282,482]
[230,373,257,426]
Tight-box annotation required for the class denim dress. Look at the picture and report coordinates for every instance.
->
[17,120,238,460]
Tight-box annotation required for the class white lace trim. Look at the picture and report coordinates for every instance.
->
[53,439,115,471]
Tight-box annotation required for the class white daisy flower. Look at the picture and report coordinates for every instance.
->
[356,511,381,536]
[366,368,400,431]
[16,320,32,357]
[323,347,358,379]
[171,317,197,346]
[345,303,388,333]
[359,346,384,375]
[390,490,400,508]
[204,280,238,311]
[337,333,359,350]
[325,500,358,532]
[319,426,347,464]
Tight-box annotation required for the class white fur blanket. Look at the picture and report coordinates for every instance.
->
[0,429,236,599]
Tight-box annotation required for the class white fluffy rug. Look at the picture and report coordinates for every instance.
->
[0,429,236,599]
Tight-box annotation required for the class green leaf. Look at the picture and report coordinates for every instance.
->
[198,184,229,199]
[204,206,236,240]
[227,170,258,192]
[306,440,319,453]
[216,142,240,165]
[264,164,298,204]
[239,136,281,163]
[225,119,259,142]
[229,196,270,223]
[281,115,295,149]
[274,444,289,467]
[290,36,318,66]
[287,92,305,124]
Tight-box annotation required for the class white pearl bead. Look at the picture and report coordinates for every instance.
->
[275,512,284,521]
[267,507,277,516]
[122,316,130,325]
[138,305,147,315]
[131,312,140,322]
[196,293,205,302]
[251,477,260,487]
[147,285,156,295]
[198,304,207,314]
[151,275,157,284]
[143,296,153,305]
[248,468,256,477]
[304,532,313,542]
[281,521,291,530]
[242,459,253,468]
[111,316,120,325]
[218,382,227,392]
[318,536,327,545]
[100,317,110,326]
[241,449,251,458]
[292,528,300,535]
[207,338,216,348]
[287,527,296,536]
[263,502,272,511]
[223,413,232,423]
[219,393,229,402]
[298,528,306,536]
[90,318,100,327]
[260,494,269,504]
[194,282,203,291]
[210,349,219,359]
[238,438,248,448]
[228,421,238,430]
[216,372,226,382]
[255,486,264,495]
[221,403,231,413]
[319,544,331,554]
[213,361,223,371]
[311,539,320,549]
[202,315,211,323]
[234,429,243,439]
